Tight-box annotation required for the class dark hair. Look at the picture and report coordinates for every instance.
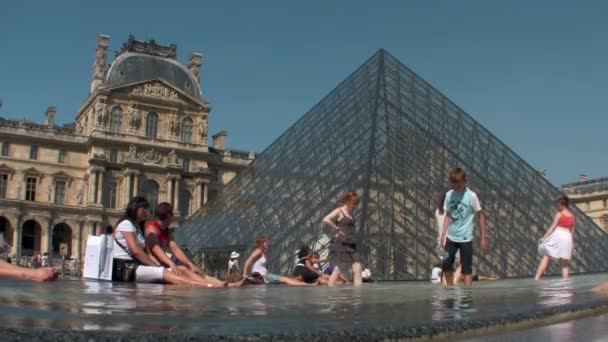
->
[435,262,442,268]
[155,202,174,220]
[558,196,570,208]
[298,245,311,259]
[123,196,150,223]
[105,225,114,235]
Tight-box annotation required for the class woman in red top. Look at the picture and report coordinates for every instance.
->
[535,196,576,280]
[145,202,236,287]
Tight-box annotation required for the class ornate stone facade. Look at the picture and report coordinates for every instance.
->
[0,35,254,261]
[561,175,608,231]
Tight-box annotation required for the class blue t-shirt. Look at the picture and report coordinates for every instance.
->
[443,188,482,242]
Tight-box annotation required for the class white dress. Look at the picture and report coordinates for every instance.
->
[538,215,574,261]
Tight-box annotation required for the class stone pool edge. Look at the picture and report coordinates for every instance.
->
[1,299,607,341]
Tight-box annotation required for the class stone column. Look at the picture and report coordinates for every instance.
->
[133,173,140,197]
[43,218,53,255]
[174,177,181,215]
[202,182,208,206]
[12,216,22,258]
[90,170,99,204]
[167,177,174,205]
[76,221,83,261]
[125,173,133,205]
[96,171,105,204]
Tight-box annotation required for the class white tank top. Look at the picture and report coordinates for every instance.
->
[251,253,268,275]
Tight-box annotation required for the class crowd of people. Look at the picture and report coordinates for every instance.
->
[0,167,606,294]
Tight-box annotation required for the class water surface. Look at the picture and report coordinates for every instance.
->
[0,274,606,336]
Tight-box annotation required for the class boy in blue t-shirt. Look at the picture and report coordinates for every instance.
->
[440,168,487,287]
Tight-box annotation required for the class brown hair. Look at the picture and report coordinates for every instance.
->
[558,196,570,208]
[341,192,360,207]
[449,168,467,181]
[255,236,268,249]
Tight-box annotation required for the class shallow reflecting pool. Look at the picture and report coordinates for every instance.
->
[0,274,606,336]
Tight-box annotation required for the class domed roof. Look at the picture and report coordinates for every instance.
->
[104,52,201,98]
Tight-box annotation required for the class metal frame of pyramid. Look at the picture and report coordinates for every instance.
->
[175,50,608,280]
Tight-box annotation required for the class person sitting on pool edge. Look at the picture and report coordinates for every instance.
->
[113,197,216,286]
[242,236,312,286]
[323,264,350,285]
[144,202,241,287]
[293,245,329,284]
[0,259,57,282]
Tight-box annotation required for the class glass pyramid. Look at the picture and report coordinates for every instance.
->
[175,50,608,280]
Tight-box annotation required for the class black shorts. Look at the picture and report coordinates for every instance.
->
[441,239,473,275]
[293,266,319,284]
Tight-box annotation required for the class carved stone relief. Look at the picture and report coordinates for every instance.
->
[131,81,179,101]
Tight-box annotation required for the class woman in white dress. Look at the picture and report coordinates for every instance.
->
[535,196,575,280]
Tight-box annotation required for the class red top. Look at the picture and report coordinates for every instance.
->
[144,220,171,250]
[557,214,575,230]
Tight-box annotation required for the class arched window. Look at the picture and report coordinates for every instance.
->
[181,117,193,144]
[141,180,159,215]
[145,112,158,139]
[109,106,123,133]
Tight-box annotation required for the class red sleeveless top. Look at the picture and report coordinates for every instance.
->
[557,214,575,230]
[145,220,171,250]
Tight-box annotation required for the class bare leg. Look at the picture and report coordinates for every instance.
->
[0,259,57,282]
[593,283,608,293]
[535,256,550,280]
[279,275,313,286]
[478,276,500,281]
[443,272,454,287]
[560,259,570,279]
[352,262,362,286]
[463,274,473,287]
[329,266,341,287]
[162,269,216,287]
[453,265,463,285]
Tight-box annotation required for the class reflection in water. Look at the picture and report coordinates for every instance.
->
[0,274,605,336]
[431,287,476,321]
[537,279,574,308]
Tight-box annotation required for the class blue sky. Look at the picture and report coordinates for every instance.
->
[0,1,606,186]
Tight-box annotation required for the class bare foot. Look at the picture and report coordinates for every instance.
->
[28,268,58,282]
[592,283,608,294]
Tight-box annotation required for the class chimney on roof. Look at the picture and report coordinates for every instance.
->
[45,106,56,127]
[188,52,202,84]
[579,174,588,182]
[90,34,110,94]
[212,131,227,150]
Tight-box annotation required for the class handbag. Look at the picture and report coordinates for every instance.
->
[112,235,140,282]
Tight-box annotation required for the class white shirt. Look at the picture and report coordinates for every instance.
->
[113,220,145,260]
[431,267,442,284]
[251,253,268,275]
[228,259,239,270]
[362,268,372,279]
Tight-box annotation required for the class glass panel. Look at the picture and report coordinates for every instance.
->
[174,50,608,280]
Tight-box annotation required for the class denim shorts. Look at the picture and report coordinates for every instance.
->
[263,272,282,284]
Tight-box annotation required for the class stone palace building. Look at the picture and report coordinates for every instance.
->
[0,35,253,261]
